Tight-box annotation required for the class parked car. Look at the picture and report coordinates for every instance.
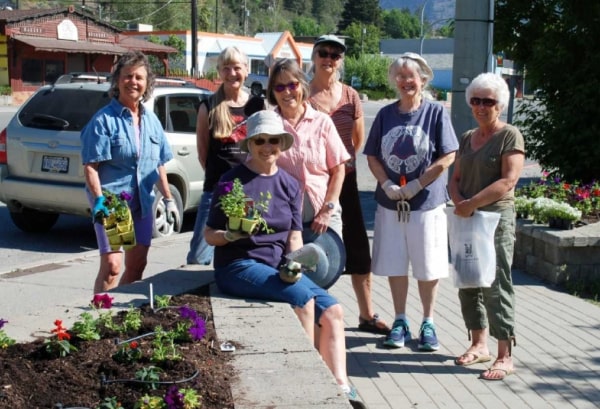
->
[0,76,211,238]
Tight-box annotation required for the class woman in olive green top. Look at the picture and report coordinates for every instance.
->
[448,72,525,381]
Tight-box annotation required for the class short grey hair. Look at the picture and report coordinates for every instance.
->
[465,72,510,112]
[387,56,433,99]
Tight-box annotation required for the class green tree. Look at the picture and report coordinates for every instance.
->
[312,0,344,34]
[344,53,393,97]
[341,22,381,57]
[381,8,421,39]
[495,0,600,182]
[338,0,381,31]
[292,16,323,36]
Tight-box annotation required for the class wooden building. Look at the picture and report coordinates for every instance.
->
[0,6,176,104]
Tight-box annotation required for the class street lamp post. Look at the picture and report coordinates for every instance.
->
[419,0,430,55]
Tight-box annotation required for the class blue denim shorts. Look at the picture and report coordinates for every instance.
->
[215,259,338,324]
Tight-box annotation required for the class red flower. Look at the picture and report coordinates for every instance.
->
[130,341,139,349]
[51,319,70,340]
[91,293,114,309]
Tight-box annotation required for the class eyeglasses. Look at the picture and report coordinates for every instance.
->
[253,137,281,146]
[273,82,300,93]
[470,97,497,107]
[317,49,342,61]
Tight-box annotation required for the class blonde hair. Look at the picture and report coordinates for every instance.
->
[209,46,249,139]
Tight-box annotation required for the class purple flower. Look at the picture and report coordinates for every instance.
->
[217,181,234,195]
[119,191,132,201]
[178,305,198,321]
[0,318,7,329]
[189,317,207,341]
[164,385,185,408]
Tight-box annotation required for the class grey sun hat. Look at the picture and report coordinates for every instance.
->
[313,34,347,53]
[398,52,434,81]
[240,110,294,152]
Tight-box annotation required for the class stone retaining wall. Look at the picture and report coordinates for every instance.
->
[514,219,600,285]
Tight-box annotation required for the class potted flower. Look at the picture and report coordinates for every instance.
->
[543,200,581,230]
[515,196,534,219]
[217,178,273,234]
[101,190,136,250]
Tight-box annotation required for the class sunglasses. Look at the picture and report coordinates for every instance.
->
[253,137,281,146]
[317,49,342,61]
[273,81,300,93]
[470,97,497,107]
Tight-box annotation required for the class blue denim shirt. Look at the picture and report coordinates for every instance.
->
[81,98,173,217]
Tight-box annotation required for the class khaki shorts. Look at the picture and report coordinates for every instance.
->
[371,204,449,281]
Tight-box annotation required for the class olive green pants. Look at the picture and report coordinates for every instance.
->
[458,207,516,341]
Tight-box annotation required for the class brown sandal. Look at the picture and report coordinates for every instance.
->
[358,313,391,335]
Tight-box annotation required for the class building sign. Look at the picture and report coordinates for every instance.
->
[57,19,78,41]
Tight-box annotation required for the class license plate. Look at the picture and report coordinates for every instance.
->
[41,155,69,173]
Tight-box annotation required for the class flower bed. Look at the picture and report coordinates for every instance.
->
[0,287,235,409]
[516,172,600,227]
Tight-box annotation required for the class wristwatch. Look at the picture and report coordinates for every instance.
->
[325,202,335,211]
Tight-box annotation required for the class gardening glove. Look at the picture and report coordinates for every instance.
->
[381,179,403,201]
[398,179,423,200]
[224,229,249,242]
[92,195,109,223]
[163,198,180,227]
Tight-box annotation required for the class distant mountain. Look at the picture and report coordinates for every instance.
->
[379,0,455,25]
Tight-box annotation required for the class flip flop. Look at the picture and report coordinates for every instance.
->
[480,361,515,381]
[358,314,391,335]
[454,351,492,366]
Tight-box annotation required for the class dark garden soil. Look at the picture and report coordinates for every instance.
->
[0,286,236,409]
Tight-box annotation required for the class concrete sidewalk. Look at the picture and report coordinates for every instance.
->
[1,231,599,408]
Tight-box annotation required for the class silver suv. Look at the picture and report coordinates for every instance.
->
[0,76,210,237]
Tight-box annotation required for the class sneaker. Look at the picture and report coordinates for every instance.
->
[345,386,367,409]
[383,319,411,348]
[418,321,440,351]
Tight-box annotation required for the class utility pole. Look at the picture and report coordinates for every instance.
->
[191,0,197,77]
[215,0,219,33]
[450,0,494,138]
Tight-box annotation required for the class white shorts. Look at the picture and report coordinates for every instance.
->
[371,204,449,281]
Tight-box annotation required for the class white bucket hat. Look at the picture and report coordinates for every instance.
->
[240,110,294,152]
[398,52,434,81]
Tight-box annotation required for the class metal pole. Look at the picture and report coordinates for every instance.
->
[419,0,429,55]
[450,0,494,138]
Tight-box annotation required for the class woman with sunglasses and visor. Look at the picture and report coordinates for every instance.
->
[308,35,390,335]
[267,58,350,240]
[364,53,458,352]
[449,72,524,381]
[204,110,367,409]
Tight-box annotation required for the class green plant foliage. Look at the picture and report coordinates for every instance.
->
[495,0,600,182]
[341,22,381,57]
[344,53,393,94]
[381,8,421,39]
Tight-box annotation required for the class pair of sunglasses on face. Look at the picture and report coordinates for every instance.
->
[273,81,300,93]
[470,97,498,107]
[253,137,280,146]
[317,49,343,61]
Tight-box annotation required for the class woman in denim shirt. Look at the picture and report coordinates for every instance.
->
[81,51,176,294]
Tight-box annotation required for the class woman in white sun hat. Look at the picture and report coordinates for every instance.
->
[205,110,367,409]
